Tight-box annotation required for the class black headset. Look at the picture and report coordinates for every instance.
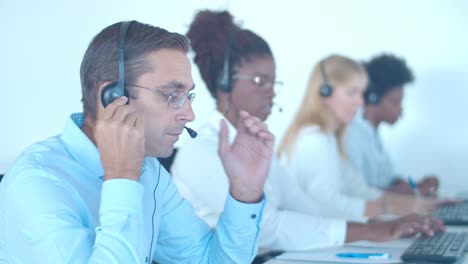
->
[364,83,380,104]
[319,61,333,97]
[101,21,133,108]
[217,32,234,93]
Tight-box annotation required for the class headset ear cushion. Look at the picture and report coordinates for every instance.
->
[366,92,379,104]
[217,73,231,93]
[101,81,126,107]
[320,84,333,97]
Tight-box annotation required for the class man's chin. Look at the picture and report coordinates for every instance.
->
[259,109,271,121]
[388,118,399,125]
[150,146,175,159]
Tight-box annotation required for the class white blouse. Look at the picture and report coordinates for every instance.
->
[345,112,398,189]
[280,125,382,222]
[171,111,347,253]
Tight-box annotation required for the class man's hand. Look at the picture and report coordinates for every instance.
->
[95,96,145,181]
[385,193,461,216]
[388,176,439,197]
[418,176,439,196]
[218,111,274,203]
[366,214,445,242]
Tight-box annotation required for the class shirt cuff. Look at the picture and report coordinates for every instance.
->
[223,193,266,224]
[369,189,384,200]
[101,179,144,212]
[328,219,347,246]
[352,199,368,222]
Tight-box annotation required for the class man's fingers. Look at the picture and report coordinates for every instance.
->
[397,221,427,238]
[218,119,230,157]
[124,113,138,127]
[392,222,414,238]
[429,217,446,232]
[258,131,275,149]
[113,103,136,123]
[245,121,268,136]
[239,111,271,138]
[235,110,274,149]
[102,96,128,120]
[239,110,250,119]
[135,116,144,131]
[397,215,445,238]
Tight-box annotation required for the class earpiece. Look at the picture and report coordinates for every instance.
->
[366,91,379,104]
[217,32,234,93]
[319,61,333,97]
[101,21,133,108]
[364,83,380,104]
[101,81,129,107]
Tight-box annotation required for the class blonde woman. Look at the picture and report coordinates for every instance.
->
[278,55,450,221]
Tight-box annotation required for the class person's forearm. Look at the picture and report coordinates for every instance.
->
[210,194,265,263]
[345,222,372,242]
[93,179,145,262]
[365,192,414,218]
[380,192,424,216]
[364,198,383,218]
[229,185,263,203]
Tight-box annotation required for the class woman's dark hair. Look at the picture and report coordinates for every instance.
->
[187,10,273,98]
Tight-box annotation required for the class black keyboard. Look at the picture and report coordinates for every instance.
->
[401,232,468,263]
[435,202,468,225]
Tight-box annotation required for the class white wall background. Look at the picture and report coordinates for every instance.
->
[1,0,467,192]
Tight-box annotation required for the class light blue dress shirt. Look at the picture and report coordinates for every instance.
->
[345,111,397,189]
[0,113,265,263]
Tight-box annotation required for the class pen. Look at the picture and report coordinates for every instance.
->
[408,177,421,197]
[336,253,391,259]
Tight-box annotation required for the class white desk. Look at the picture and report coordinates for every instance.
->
[265,226,468,264]
[265,254,468,264]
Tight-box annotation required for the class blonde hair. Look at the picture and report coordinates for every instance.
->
[278,54,367,159]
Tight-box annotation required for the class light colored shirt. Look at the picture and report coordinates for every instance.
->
[280,125,382,222]
[172,111,346,254]
[0,113,264,264]
[345,112,397,189]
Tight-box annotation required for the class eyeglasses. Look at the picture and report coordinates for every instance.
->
[128,84,196,109]
[233,74,283,92]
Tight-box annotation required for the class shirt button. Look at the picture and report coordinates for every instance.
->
[145,256,149,262]
[250,214,257,219]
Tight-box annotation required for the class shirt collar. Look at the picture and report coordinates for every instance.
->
[60,113,105,180]
[355,108,375,132]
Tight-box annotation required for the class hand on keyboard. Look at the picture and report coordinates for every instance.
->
[385,193,462,216]
[366,214,445,242]
[413,197,461,213]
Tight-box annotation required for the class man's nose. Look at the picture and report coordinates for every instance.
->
[180,98,195,122]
